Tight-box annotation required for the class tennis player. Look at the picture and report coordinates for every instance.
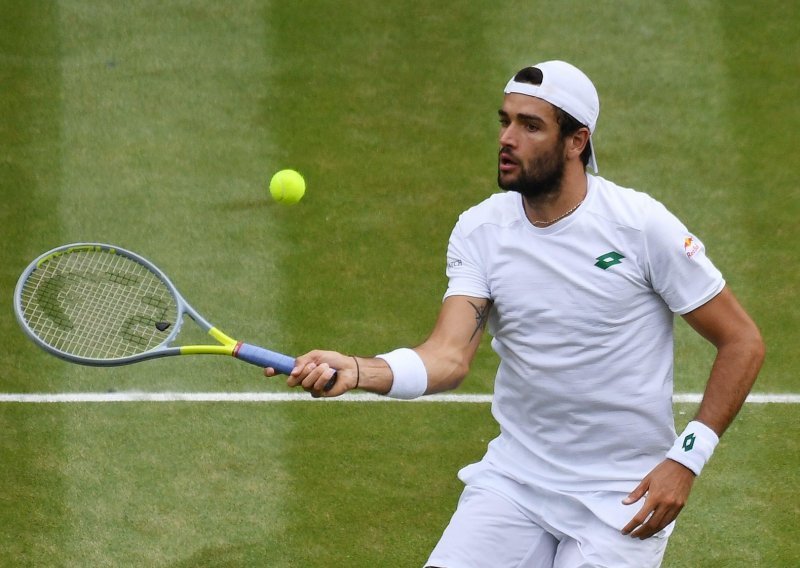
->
[273,60,765,567]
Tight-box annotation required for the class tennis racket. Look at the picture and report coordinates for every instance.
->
[13,243,336,390]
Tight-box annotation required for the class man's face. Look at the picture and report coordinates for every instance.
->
[497,94,566,199]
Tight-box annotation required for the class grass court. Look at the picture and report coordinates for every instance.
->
[1,1,798,566]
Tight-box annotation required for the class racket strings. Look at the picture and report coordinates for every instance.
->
[19,250,178,359]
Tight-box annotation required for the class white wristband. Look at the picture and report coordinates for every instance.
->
[665,420,719,476]
[376,348,428,400]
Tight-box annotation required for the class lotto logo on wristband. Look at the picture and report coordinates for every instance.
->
[666,421,719,476]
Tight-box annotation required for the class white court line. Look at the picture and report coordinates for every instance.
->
[0,392,798,404]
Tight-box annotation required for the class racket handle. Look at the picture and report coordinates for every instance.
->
[234,343,337,391]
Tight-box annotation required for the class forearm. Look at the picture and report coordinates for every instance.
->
[283,296,489,398]
[694,334,765,436]
[349,355,393,395]
[353,343,472,397]
[356,296,489,397]
[284,342,477,398]
[625,323,764,539]
[682,287,766,437]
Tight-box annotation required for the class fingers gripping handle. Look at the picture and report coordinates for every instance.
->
[234,343,337,391]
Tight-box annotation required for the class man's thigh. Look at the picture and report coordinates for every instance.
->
[424,479,671,568]
[549,491,670,568]
[425,485,558,568]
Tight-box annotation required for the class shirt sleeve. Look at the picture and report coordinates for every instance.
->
[443,219,491,301]
[644,202,725,314]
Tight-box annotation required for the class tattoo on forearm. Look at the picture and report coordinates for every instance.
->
[468,301,492,342]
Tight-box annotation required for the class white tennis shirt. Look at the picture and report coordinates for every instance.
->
[444,174,725,492]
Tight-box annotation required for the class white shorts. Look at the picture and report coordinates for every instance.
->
[425,467,671,568]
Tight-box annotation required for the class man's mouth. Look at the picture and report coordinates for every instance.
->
[499,151,519,173]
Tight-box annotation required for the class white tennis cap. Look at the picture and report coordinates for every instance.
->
[504,60,600,172]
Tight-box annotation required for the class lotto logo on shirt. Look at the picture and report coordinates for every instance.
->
[684,236,702,259]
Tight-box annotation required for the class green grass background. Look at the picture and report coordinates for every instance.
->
[1,0,797,566]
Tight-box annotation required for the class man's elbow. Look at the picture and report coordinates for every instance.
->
[429,358,471,394]
[441,360,471,392]
[749,327,767,368]
[735,323,766,376]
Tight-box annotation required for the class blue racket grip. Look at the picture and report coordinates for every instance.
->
[234,343,337,391]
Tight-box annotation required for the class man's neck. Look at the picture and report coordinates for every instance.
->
[522,168,588,227]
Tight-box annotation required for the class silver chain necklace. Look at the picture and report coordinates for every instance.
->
[529,199,584,226]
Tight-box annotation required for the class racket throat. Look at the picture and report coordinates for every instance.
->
[232,341,245,358]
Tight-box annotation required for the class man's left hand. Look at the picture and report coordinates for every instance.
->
[621,459,696,539]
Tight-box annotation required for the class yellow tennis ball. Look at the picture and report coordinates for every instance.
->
[269,169,306,205]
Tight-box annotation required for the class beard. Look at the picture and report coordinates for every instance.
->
[497,140,566,200]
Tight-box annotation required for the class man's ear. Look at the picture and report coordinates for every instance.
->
[567,127,591,160]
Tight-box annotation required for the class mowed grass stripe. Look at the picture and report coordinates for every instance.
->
[0,2,70,563]
[265,3,506,564]
[46,3,296,565]
[718,0,800,392]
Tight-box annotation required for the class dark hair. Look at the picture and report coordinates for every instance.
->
[554,108,592,168]
[512,66,593,167]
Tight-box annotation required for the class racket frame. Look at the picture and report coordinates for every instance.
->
[13,243,294,373]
